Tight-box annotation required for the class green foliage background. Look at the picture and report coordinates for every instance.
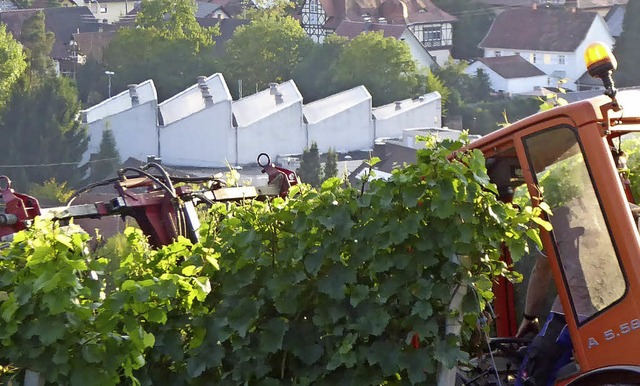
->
[0,138,543,385]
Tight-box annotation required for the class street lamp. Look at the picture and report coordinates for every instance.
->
[105,71,114,98]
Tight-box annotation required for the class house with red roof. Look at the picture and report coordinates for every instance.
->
[478,6,614,91]
[333,20,436,68]
[298,0,455,65]
[465,55,547,94]
[0,6,101,76]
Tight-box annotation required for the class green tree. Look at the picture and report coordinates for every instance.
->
[323,147,338,180]
[75,57,108,106]
[293,34,347,102]
[333,32,420,106]
[102,0,218,102]
[103,28,216,102]
[613,0,640,87]
[297,142,322,187]
[0,25,27,109]
[0,137,544,385]
[420,69,451,110]
[467,68,492,101]
[459,97,539,135]
[90,127,121,182]
[26,178,75,206]
[20,11,55,78]
[135,0,217,50]
[223,12,313,94]
[0,76,88,189]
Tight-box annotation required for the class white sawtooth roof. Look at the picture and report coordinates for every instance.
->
[372,92,441,120]
[158,73,231,126]
[232,80,303,127]
[81,80,157,124]
[303,86,371,124]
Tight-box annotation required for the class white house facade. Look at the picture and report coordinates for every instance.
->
[407,21,453,66]
[465,55,548,94]
[373,93,442,139]
[80,0,133,24]
[232,81,306,165]
[479,7,615,90]
[304,86,373,153]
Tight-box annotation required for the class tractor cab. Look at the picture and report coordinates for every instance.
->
[465,43,640,384]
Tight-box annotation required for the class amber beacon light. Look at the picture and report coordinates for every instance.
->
[585,42,618,101]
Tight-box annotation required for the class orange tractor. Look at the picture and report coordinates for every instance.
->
[458,43,640,385]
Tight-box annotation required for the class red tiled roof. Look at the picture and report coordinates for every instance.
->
[475,55,546,79]
[0,7,99,59]
[403,0,457,24]
[479,7,598,52]
[334,20,406,38]
[73,30,115,61]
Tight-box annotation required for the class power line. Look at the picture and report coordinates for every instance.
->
[0,158,120,168]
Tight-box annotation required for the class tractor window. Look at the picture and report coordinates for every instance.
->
[524,126,626,323]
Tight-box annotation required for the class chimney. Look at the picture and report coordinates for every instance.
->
[197,75,207,87]
[275,91,284,104]
[395,101,402,110]
[269,83,278,95]
[204,94,214,106]
[128,84,139,105]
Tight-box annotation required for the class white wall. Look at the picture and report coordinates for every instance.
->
[87,1,130,23]
[466,62,508,93]
[82,81,159,165]
[373,93,442,139]
[235,103,306,164]
[85,101,159,164]
[506,76,549,94]
[159,101,234,167]
[402,30,437,69]
[81,81,444,168]
[572,16,615,85]
[428,48,451,67]
[307,101,373,153]
[466,62,547,94]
